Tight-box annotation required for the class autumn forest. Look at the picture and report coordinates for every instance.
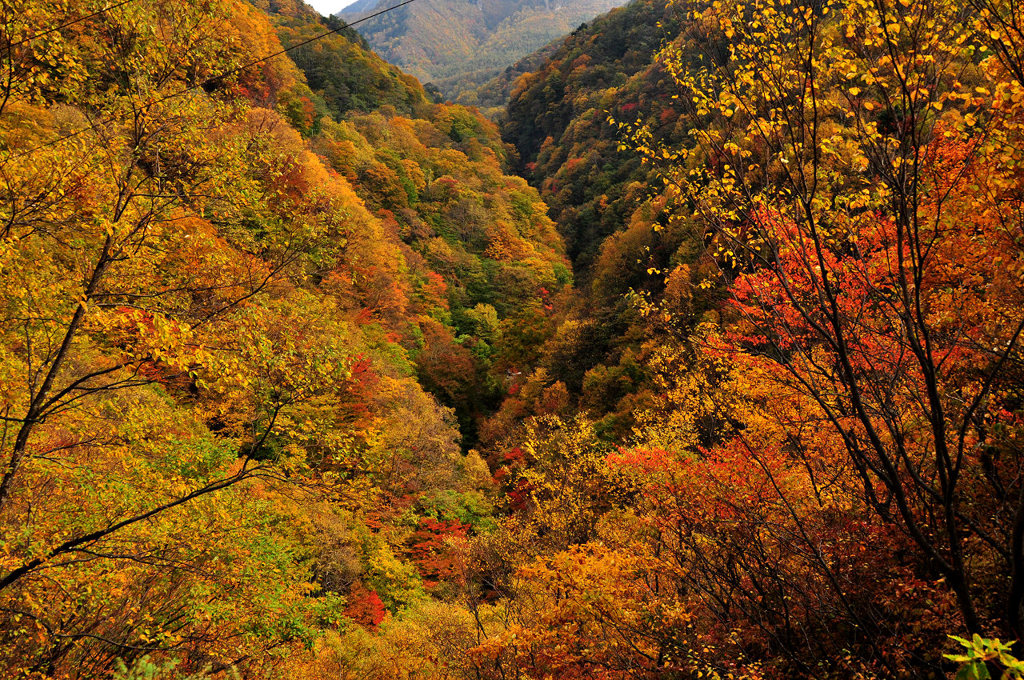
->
[1,0,1023,677]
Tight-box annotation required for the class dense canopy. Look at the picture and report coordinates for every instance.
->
[2,0,1024,678]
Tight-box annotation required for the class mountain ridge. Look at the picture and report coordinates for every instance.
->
[337,0,628,99]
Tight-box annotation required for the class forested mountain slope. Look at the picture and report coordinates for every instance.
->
[258,0,433,117]
[501,0,692,274]
[3,0,1024,678]
[0,0,566,675]
[337,0,627,99]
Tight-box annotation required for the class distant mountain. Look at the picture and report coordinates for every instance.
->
[337,0,628,99]
[337,0,379,14]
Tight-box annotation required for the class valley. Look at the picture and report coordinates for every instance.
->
[1,0,1023,678]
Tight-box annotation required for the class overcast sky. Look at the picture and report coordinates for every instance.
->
[305,0,360,15]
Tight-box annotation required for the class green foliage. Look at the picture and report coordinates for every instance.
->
[417,488,496,530]
[270,10,430,119]
[946,636,1024,680]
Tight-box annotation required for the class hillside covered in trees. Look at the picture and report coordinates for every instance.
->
[337,0,626,100]
[3,0,1024,678]
[0,0,566,675]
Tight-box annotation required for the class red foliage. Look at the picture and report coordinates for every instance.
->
[504,447,525,463]
[407,518,470,587]
[330,355,378,427]
[354,308,375,325]
[605,447,672,473]
[344,584,387,628]
[564,157,587,175]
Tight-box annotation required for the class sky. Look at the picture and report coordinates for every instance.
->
[305,0,361,15]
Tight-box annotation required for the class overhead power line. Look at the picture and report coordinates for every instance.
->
[5,0,419,160]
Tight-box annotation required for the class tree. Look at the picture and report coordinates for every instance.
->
[0,3,362,673]
[639,0,1024,643]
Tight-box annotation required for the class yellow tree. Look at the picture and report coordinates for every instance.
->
[0,1,366,674]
